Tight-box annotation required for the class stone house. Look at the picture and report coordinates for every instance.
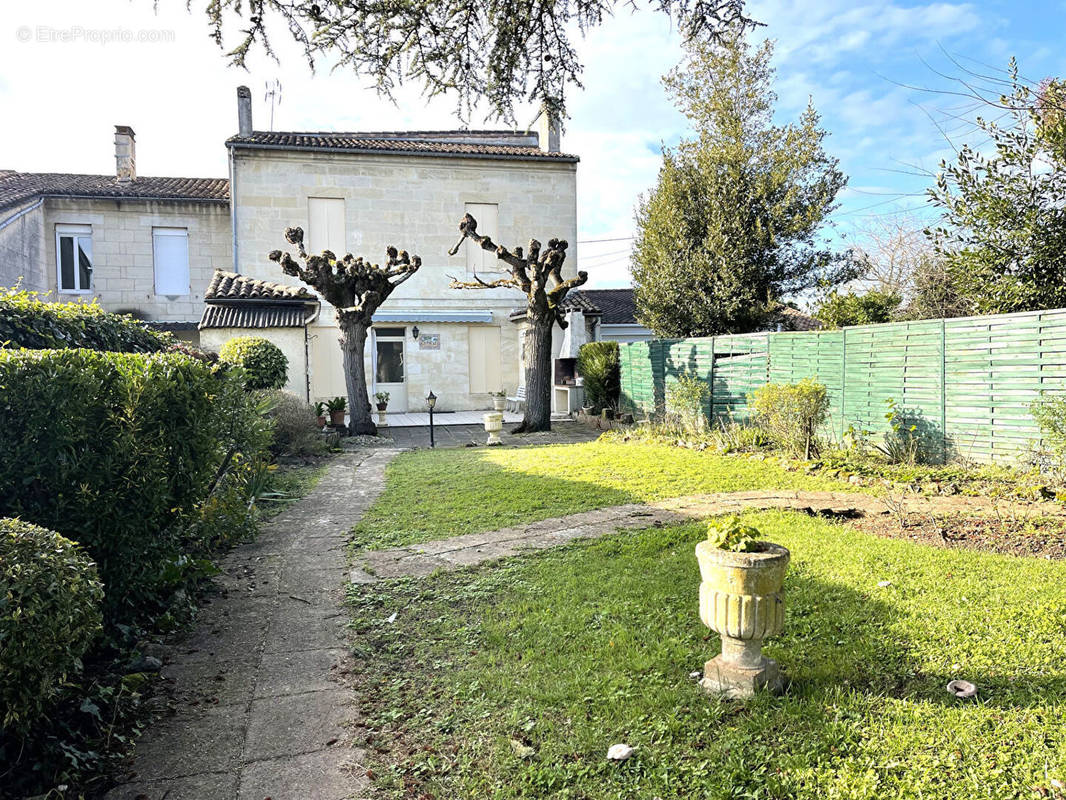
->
[0,89,579,411]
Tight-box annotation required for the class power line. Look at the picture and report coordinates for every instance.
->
[576,235,635,244]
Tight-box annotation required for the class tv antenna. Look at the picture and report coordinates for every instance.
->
[265,80,282,131]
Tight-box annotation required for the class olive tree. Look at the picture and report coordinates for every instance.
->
[269,227,421,435]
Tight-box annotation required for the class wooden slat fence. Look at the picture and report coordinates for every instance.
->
[617,307,1066,464]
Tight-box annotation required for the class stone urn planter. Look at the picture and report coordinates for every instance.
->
[695,531,790,699]
[483,411,503,446]
[493,395,507,412]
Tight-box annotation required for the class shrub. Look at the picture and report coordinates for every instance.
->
[577,341,620,410]
[219,336,288,390]
[0,288,171,352]
[665,372,710,433]
[1032,393,1066,470]
[0,518,104,733]
[0,349,268,618]
[813,289,902,329]
[751,379,830,459]
[263,390,329,457]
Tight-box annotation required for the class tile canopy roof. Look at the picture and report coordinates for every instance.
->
[0,171,229,213]
[226,130,579,162]
[205,270,317,303]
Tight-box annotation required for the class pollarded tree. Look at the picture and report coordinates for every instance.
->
[632,31,852,337]
[447,213,587,433]
[269,227,421,435]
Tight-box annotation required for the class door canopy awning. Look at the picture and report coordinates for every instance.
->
[373,310,494,324]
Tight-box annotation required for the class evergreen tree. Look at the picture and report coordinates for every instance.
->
[632,32,851,338]
[928,60,1066,315]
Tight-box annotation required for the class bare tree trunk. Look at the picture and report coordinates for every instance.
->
[339,318,376,436]
[516,316,554,433]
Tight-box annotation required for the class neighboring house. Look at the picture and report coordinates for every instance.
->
[0,88,580,412]
[566,288,655,342]
[0,127,230,341]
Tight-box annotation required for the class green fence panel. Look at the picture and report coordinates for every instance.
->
[616,306,1066,464]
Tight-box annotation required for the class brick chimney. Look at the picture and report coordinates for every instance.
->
[536,104,561,153]
[237,86,253,136]
[114,125,136,182]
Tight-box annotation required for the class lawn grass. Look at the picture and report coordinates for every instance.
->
[348,510,1066,799]
[350,440,860,549]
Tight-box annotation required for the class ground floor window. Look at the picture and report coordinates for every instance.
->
[55,224,92,293]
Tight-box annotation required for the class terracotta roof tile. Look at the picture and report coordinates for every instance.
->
[204,270,315,302]
[0,172,229,213]
[226,130,578,162]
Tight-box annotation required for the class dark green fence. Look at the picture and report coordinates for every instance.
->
[617,308,1066,463]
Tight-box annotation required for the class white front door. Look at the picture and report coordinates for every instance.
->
[373,327,407,412]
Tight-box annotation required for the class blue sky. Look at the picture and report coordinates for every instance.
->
[2,0,1064,287]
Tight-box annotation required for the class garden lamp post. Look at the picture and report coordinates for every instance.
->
[427,390,437,448]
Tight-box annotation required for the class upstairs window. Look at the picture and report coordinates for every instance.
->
[464,202,498,273]
[56,225,92,293]
[308,197,346,254]
[153,227,190,295]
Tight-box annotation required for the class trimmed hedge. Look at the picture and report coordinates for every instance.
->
[577,341,621,410]
[0,349,266,617]
[219,336,288,390]
[0,288,171,352]
[0,518,104,733]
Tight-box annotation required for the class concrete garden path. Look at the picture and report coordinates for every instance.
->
[353,489,1066,580]
[105,448,400,800]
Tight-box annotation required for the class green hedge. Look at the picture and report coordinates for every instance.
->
[0,288,171,352]
[0,518,104,734]
[0,349,266,617]
[577,341,621,410]
[219,336,289,390]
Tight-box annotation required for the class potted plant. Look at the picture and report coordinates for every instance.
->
[695,516,790,699]
[326,396,347,426]
[491,390,506,412]
[314,401,327,428]
[374,391,390,425]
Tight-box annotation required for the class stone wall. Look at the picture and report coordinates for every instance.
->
[0,202,47,292]
[232,147,577,410]
[42,197,231,321]
[199,326,309,400]
[308,315,521,412]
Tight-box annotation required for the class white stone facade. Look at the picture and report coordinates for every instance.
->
[42,198,231,321]
[231,147,577,411]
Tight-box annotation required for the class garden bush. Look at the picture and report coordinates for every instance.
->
[0,518,104,734]
[1032,393,1066,471]
[577,341,620,411]
[0,288,171,352]
[751,378,830,459]
[665,372,710,433]
[263,390,329,457]
[219,336,288,390]
[0,349,268,618]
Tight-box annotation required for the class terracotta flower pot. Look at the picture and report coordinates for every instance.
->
[695,540,790,698]
[316,415,326,428]
[330,410,346,425]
